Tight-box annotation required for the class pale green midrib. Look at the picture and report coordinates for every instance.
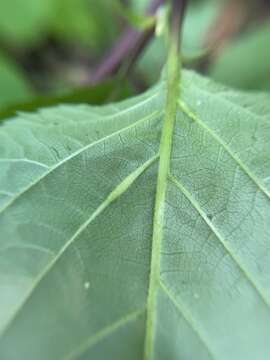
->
[169,174,270,309]
[178,99,270,201]
[144,42,180,359]
[159,280,216,360]
[66,308,145,360]
[0,154,159,340]
[0,110,160,217]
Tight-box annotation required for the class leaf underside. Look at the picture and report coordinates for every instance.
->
[0,71,270,359]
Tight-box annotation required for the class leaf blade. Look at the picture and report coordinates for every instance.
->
[0,71,270,359]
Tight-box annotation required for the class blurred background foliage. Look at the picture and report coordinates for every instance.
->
[0,0,270,118]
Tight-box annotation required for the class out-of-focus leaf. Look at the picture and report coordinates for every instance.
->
[52,0,119,51]
[210,21,270,91]
[0,0,119,50]
[0,54,33,108]
[0,0,54,44]
[0,79,133,121]
[131,0,147,12]
[182,0,220,57]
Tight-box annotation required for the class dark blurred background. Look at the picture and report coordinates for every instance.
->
[0,0,270,117]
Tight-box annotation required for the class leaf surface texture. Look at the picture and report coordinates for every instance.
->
[0,71,270,359]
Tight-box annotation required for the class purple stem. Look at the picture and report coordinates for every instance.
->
[89,0,164,84]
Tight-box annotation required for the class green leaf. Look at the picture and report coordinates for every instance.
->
[0,66,270,359]
[52,0,119,50]
[0,0,119,49]
[210,21,270,91]
[0,54,33,109]
[181,0,219,57]
[0,79,133,121]
[0,0,55,44]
